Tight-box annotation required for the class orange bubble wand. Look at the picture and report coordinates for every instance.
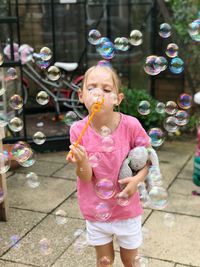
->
[67,97,104,155]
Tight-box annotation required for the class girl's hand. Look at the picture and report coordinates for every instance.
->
[117,176,138,198]
[66,144,88,164]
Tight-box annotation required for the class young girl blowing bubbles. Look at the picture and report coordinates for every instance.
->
[66,63,150,267]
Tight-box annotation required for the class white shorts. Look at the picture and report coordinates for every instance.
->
[86,216,142,249]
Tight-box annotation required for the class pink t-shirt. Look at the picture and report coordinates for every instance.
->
[69,113,150,221]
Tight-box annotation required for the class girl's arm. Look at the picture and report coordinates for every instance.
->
[66,144,92,182]
[118,164,149,197]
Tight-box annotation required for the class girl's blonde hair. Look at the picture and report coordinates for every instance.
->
[82,64,122,93]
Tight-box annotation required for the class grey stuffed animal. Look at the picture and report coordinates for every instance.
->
[119,146,161,190]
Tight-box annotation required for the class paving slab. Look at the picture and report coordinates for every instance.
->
[0,208,45,256]
[0,260,32,267]
[52,162,76,180]
[177,156,194,180]
[54,192,83,220]
[37,151,67,164]
[2,216,85,267]
[7,173,76,213]
[16,161,64,177]
[142,210,200,266]
[165,178,200,216]
[52,244,124,267]
[52,241,175,267]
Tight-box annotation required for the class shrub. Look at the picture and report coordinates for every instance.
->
[120,87,165,131]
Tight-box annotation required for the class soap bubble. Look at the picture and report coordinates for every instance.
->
[65,111,78,126]
[100,126,111,137]
[188,18,200,42]
[110,92,118,105]
[129,30,143,46]
[158,56,168,71]
[8,117,23,132]
[39,238,52,255]
[12,141,33,163]
[137,100,151,115]
[0,151,11,174]
[36,91,50,105]
[94,202,112,221]
[26,172,40,188]
[7,68,17,80]
[10,235,21,249]
[88,154,99,168]
[18,152,36,167]
[33,131,46,145]
[115,37,129,51]
[165,43,179,58]
[155,102,165,114]
[9,94,23,110]
[164,116,178,133]
[159,23,171,38]
[40,47,52,61]
[19,44,33,64]
[47,65,61,81]
[165,101,177,115]
[98,256,112,266]
[0,87,6,96]
[55,209,67,225]
[116,192,130,207]
[144,55,162,76]
[163,213,176,227]
[148,186,168,209]
[97,41,115,60]
[88,29,101,45]
[89,87,104,104]
[175,110,188,126]
[177,93,192,109]
[148,128,165,147]
[102,136,114,152]
[95,178,115,199]
[147,166,162,187]
[0,53,4,66]
[169,57,184,74]
[0,188,4,202]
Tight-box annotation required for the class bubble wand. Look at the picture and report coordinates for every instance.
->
[67,97,104,155]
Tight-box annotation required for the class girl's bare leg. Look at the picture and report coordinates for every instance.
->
[95,241,114,267]
[120,247,138,267]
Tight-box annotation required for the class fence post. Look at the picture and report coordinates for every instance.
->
[0,127,9,221]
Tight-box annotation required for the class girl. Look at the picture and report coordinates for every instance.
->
[66,63,150,267]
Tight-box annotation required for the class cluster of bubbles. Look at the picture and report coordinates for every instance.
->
[144,23,184,75]
[137,93,192,147]
[138,169,168,210]
[88,28,143,60]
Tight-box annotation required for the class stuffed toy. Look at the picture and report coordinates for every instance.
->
[118,146,162,199]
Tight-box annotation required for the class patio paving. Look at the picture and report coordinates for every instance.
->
[0,139,199,267]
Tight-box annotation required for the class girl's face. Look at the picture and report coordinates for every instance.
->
[79,67,123,114]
